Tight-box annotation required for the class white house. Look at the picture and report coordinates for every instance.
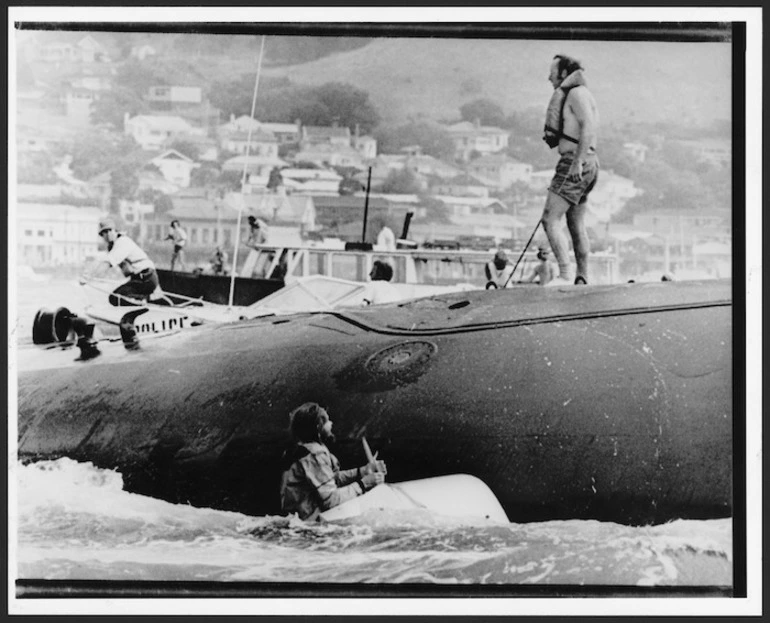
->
[149,149,199,188]
[587,171,641,223]
[124,114,200,150]
[16,203,102,267]
[445,120,510,161]
[466,155,532,190]
[352,134,378,159]
[281,168,343,196]
[221,129,279,157]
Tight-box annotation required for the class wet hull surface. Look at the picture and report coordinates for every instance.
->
[17,280,733,525]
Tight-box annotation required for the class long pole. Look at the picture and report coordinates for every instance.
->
[228,34,266,310]
[502,219,541,288]
[361,166,372,243]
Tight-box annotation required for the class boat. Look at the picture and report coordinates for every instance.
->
[17,278,732,525]
[157,241,621,306]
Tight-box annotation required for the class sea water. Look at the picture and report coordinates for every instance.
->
[14,458,731,586]
[10,273,733,588]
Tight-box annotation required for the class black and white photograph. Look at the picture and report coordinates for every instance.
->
[7,6,761,618]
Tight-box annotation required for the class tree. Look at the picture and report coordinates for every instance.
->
[380,168,421,194]
[190,164,220,187]
[373,122,455,160]
[418,196,452,224]
[460,98,506,127]
[289,82,380,133]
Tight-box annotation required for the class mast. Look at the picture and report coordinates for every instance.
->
[227,35,266,310]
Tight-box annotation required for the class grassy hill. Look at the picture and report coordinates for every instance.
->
[261,37,732,128]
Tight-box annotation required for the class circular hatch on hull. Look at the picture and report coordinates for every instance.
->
[335,341,438,393]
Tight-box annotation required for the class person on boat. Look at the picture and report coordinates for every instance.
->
[362,260,400,305]
[246,215,269,247]
[165,220,188,272]
[209,246,229,275]
[485,249,515,289]
[541,53,600,286]
[376,224,396,251]
[81,217,160,306]
[280,402,387,521]
[527,246,558,286]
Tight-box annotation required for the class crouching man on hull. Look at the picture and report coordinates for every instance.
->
[280,402,387,521]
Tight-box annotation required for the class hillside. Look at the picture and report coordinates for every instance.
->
[262,37,732,128]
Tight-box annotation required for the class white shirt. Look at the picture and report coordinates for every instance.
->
[107,235,155,276]
[376,226,396,251]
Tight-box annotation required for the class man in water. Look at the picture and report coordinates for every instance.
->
[82,218,160,306]
[165,220,188,272]
[484,249,515,289]
[280,402,387,521]
[541,53,600,286]
[528,246,557,286]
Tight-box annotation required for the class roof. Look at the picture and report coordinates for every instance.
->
[444,173,486,186]
[303,125,351,140]
[126,115,192,132]
[150,149,194,164]
[446,121,508,135]
[311,195,391,210]
[468,154,527,167]
[225,130,278,143]
[233,194,314,224]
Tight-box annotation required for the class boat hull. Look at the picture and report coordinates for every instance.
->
[156,269,283,306]
[17,280,733,525]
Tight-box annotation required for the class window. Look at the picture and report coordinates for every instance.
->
[190,229,198,243]
[202,228,209,244]
[38,230,45,237]
[24,230,32,237]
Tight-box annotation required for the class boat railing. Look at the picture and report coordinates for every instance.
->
[239,244,620,286]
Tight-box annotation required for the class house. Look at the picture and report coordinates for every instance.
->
[587,171,641,223]
[220,129,279,158]
[311,195,400,231]
[136,168,181,195]
[118,199,154,227]
[352,134,377,159]
[466,155,532,190]
[37,33,108,64]
[130,44,157,60]
[432,173,489,199]
[259,121,300,144]
[220,116,300,143]
[632,208,731,241]
[300,125,352,150]
[293,143,365,169]
[280,168,343,196]
[221,155,287,185]
[123,114,200,150]
[674,138,731,168]
[148,149,199,189]
[168,133,219,162]
[226,193,317,234]
[16,203,102,267]
[445,120,510,161]
[147,86,202,108]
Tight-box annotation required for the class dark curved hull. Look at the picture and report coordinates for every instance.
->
[17,280,733,525]
[156,269,284,306]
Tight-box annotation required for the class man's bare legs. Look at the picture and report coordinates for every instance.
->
[542,190,573,280]
[567,201,590,283]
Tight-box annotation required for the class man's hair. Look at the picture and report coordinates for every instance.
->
[553,54,584,77]
[371,260,394,282]
[289,402,327,443]
[170,219,180,227]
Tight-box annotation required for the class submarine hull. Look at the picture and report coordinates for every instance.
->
[17,280,733,525]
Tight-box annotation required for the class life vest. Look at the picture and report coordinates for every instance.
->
[485,261,514,288]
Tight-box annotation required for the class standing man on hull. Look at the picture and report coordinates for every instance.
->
[541,54,600,286]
